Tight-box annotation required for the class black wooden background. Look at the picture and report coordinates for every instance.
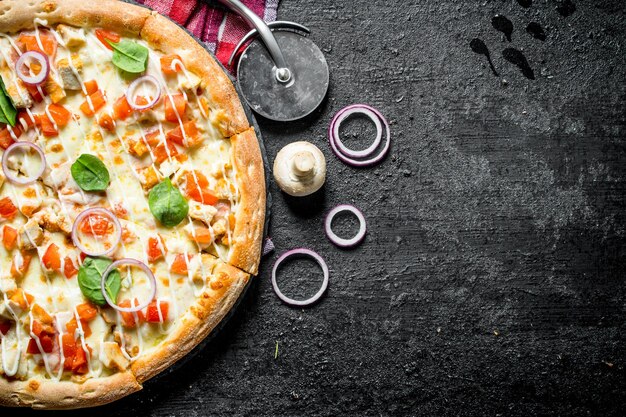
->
[25,0,626,416]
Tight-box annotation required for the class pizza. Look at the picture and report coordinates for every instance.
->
[0,0,265,409]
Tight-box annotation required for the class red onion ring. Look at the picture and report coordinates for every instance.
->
[71,208,122,257]
[125,75,161,111]
[324,204,367,248]
[328,104,391,167]
[15,51,49,85]
[101,258,157,313]
[271,248,329,307]
[331,106,382,158]
[2,141,47,185]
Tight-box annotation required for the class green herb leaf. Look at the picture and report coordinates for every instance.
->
[106,39,149,74]
[0,76,17,127]
[71,154,110,191]
[77,257,121,306]
[148,178,189,227]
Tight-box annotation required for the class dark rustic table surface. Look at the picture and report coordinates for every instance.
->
[26,0,626,416]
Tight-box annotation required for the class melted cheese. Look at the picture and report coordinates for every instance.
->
[0,22,241,381]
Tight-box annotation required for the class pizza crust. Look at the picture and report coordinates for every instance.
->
[0,370,141,409]
[228,128,266,275]
[0,0,264,409]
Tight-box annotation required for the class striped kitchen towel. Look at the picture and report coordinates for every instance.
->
[135,0,279,70]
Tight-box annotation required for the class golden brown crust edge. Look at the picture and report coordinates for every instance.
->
[131,262,249,383]
[228,128,266,275]
[0,0,150,35]
[140,12,250,137]
[0,371,141,410]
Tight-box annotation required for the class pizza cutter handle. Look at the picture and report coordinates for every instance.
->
[217,0,292,83]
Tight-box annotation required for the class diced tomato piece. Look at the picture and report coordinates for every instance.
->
[66,317,78,336]
[112,95,133,120]
[0,127,20,149]
[152,140,178,164]
[71,344,89,374]
[61,333,77,370]
[0,197,18,220]
[18,31,57,56]
[17,111,37,130]
[24,83,44,103]
[27,335,53,354]
[147,237,165,262]
[80,90,106,116]
[95,29,120,50]
[170,253,193,275]
[76,302,98,321]
[47,104,71,127]
[3,226,17,250]
[37,114,58,137]
[7,288,33,310]
[79,213,114,236]
[160,54,183,75]
[11,252,32,278]
[132,95,155,112]
[64,256,78,279]
[31,304,54,325]
[184,171,218,205]
[145,300,169,323]
[166,121,201,147]
[118,299,145,327]
[66,317,91,338]
[42,243,61,271]
[188,227,213,244]
[97,112,115,132]
[0,321,10,335]
[164,94,186,123]
[83,80,98,95]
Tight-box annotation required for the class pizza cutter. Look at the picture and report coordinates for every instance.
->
[217,0,330,122]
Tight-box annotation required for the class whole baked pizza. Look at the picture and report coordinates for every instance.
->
[0,0,265,409]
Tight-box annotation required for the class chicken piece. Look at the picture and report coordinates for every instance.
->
[18,219,44,250]
[32,202,72,235]
[100,308,117,325]
[102,342,130,371]
[127,138,150,158]
[47,163,101,206]
[211,218,227,238]
[178,72,201,93]
[44,76,66,103]
[56,54,83,91]
[56,25,86,48]
[138,166,159,190]
[159,158,183,178]
[6,81,33,109]
[188,201,217,225]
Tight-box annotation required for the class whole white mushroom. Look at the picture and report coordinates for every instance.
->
[273,142,326,197]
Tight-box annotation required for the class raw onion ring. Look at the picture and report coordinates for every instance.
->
[71,208,122,257]
[15,50,49,85]
[101,258,157,313]
[2,141,46,185]
[328,104,390,167]
[271,248,329,307]
[125,75,161,111]
[324,204,367,248]
[331,106,382,158]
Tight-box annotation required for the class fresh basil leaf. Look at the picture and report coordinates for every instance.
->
[149,178,189,227]
[71,154,110,191]
[0,76,17,127]
[106,39,148,74]
[77,256,121,306]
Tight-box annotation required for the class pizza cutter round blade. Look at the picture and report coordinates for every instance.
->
[236,30,330,122]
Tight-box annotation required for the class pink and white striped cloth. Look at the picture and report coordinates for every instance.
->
[136,0,279,70]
